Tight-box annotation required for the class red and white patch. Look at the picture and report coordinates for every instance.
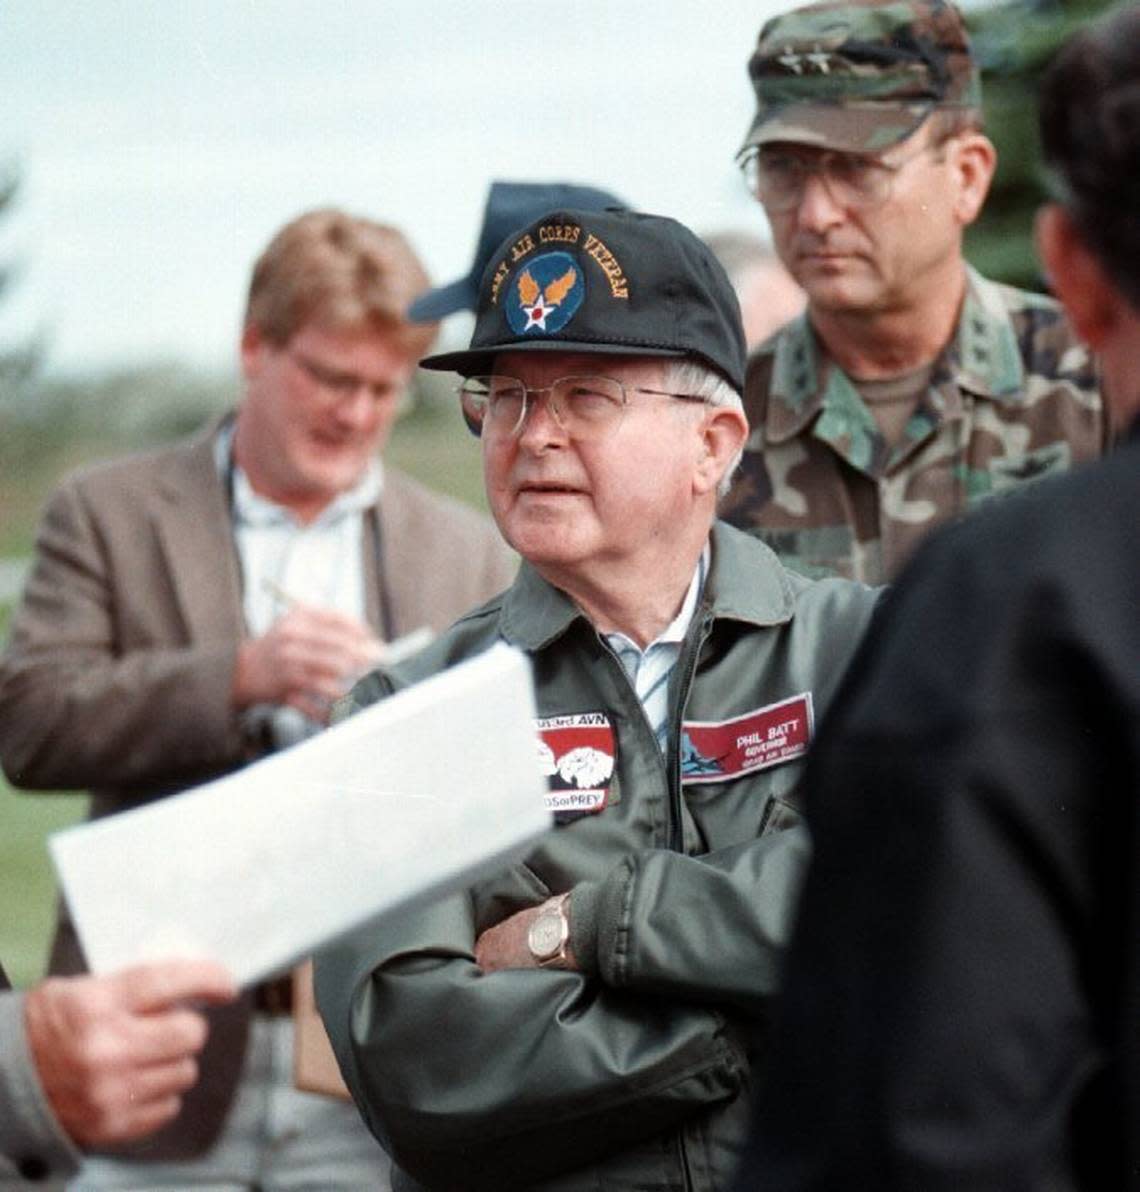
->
[535,712,615,815]
[680,693,814,785]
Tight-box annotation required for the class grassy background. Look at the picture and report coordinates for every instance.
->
[0,390,488,988]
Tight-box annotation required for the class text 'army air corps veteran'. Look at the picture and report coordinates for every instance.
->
[422,207,745,393]
[535,713,616,819]
[488,219,631,325]
[680,693,813,785]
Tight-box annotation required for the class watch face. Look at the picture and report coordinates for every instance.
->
[528,910,563,959]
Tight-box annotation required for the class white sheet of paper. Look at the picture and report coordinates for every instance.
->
[50,643,550,986]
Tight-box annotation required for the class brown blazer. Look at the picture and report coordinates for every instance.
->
[0,418,516,1158]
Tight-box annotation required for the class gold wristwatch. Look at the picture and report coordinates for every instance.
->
[527,893,572,969]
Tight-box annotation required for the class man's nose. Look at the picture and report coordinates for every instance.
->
[334,383,383,429]
[794,170,846,234]
[515,389,568,449]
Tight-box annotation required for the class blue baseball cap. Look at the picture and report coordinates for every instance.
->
[408,180,626,322]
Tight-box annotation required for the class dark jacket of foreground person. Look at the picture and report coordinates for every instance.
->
[737,419,1140,1190]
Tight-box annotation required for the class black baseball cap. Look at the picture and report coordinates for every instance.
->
[419,207,746,393]
[408,181,626,323]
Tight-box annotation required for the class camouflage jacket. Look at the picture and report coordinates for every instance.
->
[719,267,1105,583]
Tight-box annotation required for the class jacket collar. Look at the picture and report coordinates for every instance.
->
[765,264,1029,449]
[497,521,795,651]
[151,415,246,644]
[949,266,1029,400]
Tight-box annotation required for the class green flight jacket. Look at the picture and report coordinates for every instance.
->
[316,522,878,1191]
[720,267,1105,584]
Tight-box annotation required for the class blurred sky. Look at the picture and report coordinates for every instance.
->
[4,0,799,376]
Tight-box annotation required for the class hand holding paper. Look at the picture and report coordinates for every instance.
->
[24,959,236,1147]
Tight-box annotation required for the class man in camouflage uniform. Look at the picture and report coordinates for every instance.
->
[719,0,1105,583]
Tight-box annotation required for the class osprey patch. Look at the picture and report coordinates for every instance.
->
[535,712,615,818]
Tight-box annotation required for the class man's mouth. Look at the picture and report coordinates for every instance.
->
[796,240,858,263]
[517,480,584,496]
[311,429,357,449]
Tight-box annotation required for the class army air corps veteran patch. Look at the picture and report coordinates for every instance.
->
[680,693,814,785]
[535,712,615,821]
[507,251,585,335]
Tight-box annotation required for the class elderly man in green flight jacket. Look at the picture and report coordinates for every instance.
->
[317,205,880,1192]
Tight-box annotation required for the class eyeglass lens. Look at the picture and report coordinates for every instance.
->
[459,376,627,439]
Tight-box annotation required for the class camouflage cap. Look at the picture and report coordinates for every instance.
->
[740,0,982,156]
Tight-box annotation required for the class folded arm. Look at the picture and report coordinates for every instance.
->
[571,822,810,1014]
[316,892,748,1189]
[477,822,810,1018]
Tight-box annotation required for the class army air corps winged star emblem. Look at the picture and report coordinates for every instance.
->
[505,250,585,335]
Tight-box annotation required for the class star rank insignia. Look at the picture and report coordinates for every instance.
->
[777,43,835,74]
[805,45,833,72]
[777,45,805,73]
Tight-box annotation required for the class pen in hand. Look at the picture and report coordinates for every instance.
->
[263,576,300,610]
[259,576,430,678]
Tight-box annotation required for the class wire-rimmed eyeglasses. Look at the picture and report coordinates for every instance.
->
[737,141,939,213]
[288,349,402,403]
[457,374,708,440]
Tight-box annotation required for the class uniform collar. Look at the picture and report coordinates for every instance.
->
[764,313,828,445]
[497,521,796,651]
[943,265,1029,400]
[765,264,1030,450]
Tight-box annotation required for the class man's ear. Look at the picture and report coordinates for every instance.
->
[1035,204,1119,348]
[239,323,266,380]
[694,404,749,497]
[949,132,997,227]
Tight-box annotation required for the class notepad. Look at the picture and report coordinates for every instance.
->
[51,644,550,986]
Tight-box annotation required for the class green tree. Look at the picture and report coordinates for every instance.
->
[0,162,42,394]
[966,0,1122,290]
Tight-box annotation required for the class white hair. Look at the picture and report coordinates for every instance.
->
[661,358,747,497]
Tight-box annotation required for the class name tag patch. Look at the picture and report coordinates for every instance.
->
[681,693,814,785]
[535,712,615,816]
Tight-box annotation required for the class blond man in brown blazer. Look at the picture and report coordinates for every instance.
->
[0,209,515,1189]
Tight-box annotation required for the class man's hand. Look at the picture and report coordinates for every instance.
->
[475,902,578,973]
[232,604,384,723]
[23,959,237,1149]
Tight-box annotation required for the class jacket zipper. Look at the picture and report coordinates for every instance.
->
[669,611,713,1192]
[665,609,713,855]
[600,616,708,1192]
[597,638,666,808]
